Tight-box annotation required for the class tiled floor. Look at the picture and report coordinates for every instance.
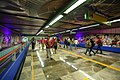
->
[20,44,120,80]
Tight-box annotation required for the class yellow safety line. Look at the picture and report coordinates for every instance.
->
[83,78,89,80]
[61,49,120,72]
[31,53,34,80]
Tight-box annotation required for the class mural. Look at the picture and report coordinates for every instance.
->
[0,33,21,50]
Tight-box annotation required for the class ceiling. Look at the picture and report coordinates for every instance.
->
[0,0,120,36]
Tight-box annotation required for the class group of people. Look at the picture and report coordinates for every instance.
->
[84,36,103,56]
[45,36,58,60]
[31,36,59,60]
[63,36,103,56]
[63,38,79,50]
[31,36,103,60]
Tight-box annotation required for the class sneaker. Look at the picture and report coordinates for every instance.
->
[89,54,92,56]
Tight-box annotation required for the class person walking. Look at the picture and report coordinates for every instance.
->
[53,38,58,54]
[89,38,96,56]
[96,36,103,54]
[45,36,53,60]
[84,38,91,56]
[69,38,73,51]
[41,38,45,50]
[31,37,36,51]
[64,38,68,48]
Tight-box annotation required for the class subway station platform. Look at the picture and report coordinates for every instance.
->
[0,0,120,80]
[19,44,120,80]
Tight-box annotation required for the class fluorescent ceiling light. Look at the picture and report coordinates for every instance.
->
[36,30,43,35]
[55,33,58,35]
[79,24,99,29]
[66,30,71,32]
[60,31,66,34]
[110,19,120,23]
[104,19,120,24]
[64,0,86,14]
[72,29,78,31]
[86,24,100,28]
[45,25,50,28]
[51,34,54,35]
[49,15,63,26]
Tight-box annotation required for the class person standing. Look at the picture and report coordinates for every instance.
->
[96,36,103,54]
[31,37,36,51]
[45,36,53,60]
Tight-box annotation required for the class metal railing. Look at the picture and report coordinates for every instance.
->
[0,43,28,78]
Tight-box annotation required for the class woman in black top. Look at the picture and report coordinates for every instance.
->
[31,37,36,51]
[89,38,96,56]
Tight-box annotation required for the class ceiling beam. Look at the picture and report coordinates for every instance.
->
[0,22,42,27]
[0,10,48,20]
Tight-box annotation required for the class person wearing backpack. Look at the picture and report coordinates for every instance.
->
[96,36,103,54]
[84,38,91,56]
[89,38,96,56]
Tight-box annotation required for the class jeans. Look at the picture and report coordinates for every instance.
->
[96,46,102,54]
[46,48,52,58]
[75,44,78,49]
[70,44,72,50]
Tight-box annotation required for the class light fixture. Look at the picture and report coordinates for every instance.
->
[64,0,86,14]
[49,15,63,26]
[51,34,54,36]
[66,30,71,32]
[110,19,120,23]
[60,31,66,34]
[72,29,78,31]
[79,24,100,29]
[45,25,50,28]
[55,33,58,35]
[104,19,120,24]
[36,30,43,35]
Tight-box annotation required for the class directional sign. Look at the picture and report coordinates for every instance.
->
[84,11,111,26]
[88,11,107,23]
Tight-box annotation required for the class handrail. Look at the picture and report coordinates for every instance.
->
[1,42,30,80]
[0,43,27,61]
[0,44,21,58]
[0,46,21,61]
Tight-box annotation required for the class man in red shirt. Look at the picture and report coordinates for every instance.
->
[96,36,103,54]
[45,36,53,60]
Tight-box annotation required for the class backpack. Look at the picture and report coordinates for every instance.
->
[86,41,91,47]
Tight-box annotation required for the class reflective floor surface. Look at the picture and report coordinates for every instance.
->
[19,44,120,80]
